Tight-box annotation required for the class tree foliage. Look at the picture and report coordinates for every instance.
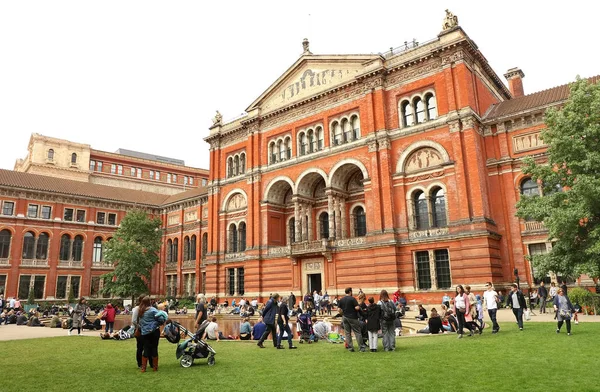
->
[101,209,162,299]
[516,78,600,279]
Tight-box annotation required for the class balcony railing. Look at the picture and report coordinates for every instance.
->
[291,240,326,255]
[182,260,196,269]
[408,227,449,239]
[0,258,10,266]
[524,221,546,231]
[268,246,291,256]
[91,261,114,269]
[225,252,245,260]
[166,263,177,271]
[58,260,83,268]
[20,259,48,267]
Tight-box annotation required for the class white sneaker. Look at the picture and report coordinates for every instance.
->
[68,331,72,336]
[575,321,579,325]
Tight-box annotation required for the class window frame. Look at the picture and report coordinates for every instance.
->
[41,206,52,220]
[2,201,15,216]
[27,204,39,218]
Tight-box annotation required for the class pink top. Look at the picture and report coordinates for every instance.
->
[453,293,470,314]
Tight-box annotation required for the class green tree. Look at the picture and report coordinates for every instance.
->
[516,78,600,279]
[101,209,162,300]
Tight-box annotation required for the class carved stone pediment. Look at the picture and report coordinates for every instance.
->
[405,148,444,173]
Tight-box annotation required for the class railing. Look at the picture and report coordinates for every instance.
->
[166,263,177,271]
[379,37,437,59]
[268,246,291,256]
[291,240,326,255]
[524,221,546,231]
[335,237,367,247]
[58,260,83,268]
[0,258,10,266]
[225,252,245,260]
[408,227,449,239]
[20,259,48,267]
[91,261,114,269]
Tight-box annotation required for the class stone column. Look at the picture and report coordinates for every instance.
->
[328,194,335,239]
[340,198,347,239]
[429,250,438,290]
[294,201,302,242]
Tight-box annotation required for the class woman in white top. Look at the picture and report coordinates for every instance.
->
[453,285,472,339]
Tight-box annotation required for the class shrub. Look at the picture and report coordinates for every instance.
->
[567,287,596,314]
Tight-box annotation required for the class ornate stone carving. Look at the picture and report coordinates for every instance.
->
[405,148,444,173]
[406,170,445,183]
[409,227,449,239]
[377,138,391,150]
[367,140,378,152]
[448,120,461,133]
[461,116,476,130]
[268,246,291,255]
[335,237,366,247]
[302,38,311,55]
[304,261,322,271]
[212,110,222,125]
[441,50,464,65]
[442,9,459,31]
[167,215,180,225]
[227,193,247,211]
[513,132,546,153]
[386,60,441,87]
[184,211,197,222]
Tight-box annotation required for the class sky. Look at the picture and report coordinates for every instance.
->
[0,1,597,171]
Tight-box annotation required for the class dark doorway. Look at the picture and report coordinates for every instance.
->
[308,273,322,293]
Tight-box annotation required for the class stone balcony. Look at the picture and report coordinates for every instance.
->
[166,262,177,271]
[0,258,10,266]
[20,259,49,267]
[408,227,449,240]
[524,221,546,231]
[58,260,83,268]
[91,261,114,269]
[291,240,326,256]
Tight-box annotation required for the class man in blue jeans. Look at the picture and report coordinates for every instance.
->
[338,287,366,352]
[257,293,279,348]
[483,282,500,333]
[506,283,527,330]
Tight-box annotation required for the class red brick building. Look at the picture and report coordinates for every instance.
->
[0,13,596,303]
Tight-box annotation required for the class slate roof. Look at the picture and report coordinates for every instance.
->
[484,75,600,121]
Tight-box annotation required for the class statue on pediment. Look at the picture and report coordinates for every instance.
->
[212,110,223,125]
[302,38,311,55]
[442,9,459,31]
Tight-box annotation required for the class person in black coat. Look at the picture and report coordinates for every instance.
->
[537,281,549,314]
[365,297,381,352]
[505,284,527,330]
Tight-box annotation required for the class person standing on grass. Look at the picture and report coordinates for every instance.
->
[339,287,366,352]
[453,285,471,339]
[276,296,297,349]
[537,281,548,314]
[257,293,279,349]
[195,294,207,329]
[553,288,575,335]
[69,297,87,336]
[131,294,145,369]
[378,290,396,351]
[483,282,500,333]
[103,303,116,334]
[138,297,168,372]
[506,283,527,331]
[365,297,381,352]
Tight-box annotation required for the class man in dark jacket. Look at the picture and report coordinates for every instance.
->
[506,284,527,330]
[257,293,279,348]
[339,287,365,352]
[276,296,297,349]
[288,292,296,310]
[537,281,548,314]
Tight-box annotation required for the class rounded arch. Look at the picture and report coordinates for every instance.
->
[221,188,249,211]
[0,226,16,235]
[295,168,328,197]
[21,228,40,236]
[396,140,451,173]
[405,185,428,200]
[329,158,369,183]
[425,181,447,194]
[264,177,294,203]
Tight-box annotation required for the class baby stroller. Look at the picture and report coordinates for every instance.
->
[297,312,314,343]
[164,320,216,368]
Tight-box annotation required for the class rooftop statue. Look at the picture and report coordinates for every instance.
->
[212,110,223,125]
[442,9,459,31]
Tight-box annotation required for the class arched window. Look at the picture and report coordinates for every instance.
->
[299,133,307,155]
[307,129,315,153]
[190,235,197,261]
[288,218,296,245]
[240,153,246,174]
[0,229,11,258]
[201,233,208,259]
[227,158,234,178]
[319,212,329,239]
[72,235,83,261]
[353,206,367,237]
[36,233,49,260]
[414,191,429,230]
[47,149,54,161]
[351,115,360,140]
[521,178,539,196]
[342,118,352,143]
[316,127,324,151]
[228,224,238,253]
[59,234,71,261]
[234,156,240,176]
[432,188,447,227]
[270,142,277,164]
[425,93,437,120]
[401,100,413,127]
[183,236,190,261]
[279,140,286,160]
[238,222,246,252]
[173,238,179,262]
[71,153,77,164]
[332,122,342,145]
[285,137,292,159]
[22,232,36,259]
[414,97,425,124]
[93,237,103,262]
[167,239,173,263]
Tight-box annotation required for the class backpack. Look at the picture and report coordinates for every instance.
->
[382,300,396,321]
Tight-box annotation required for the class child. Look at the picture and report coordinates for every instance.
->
[475,295,485,333]
[366,297,381,352]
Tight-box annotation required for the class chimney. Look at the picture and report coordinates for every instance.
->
[504,67,525,98]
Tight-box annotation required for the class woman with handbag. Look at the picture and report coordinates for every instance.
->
[553,288,575,335]
[68,297,87,336]
[138,296,168,372]
[453,285,473,339]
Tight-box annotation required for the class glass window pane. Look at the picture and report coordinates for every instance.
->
[56,276,67,298]
[34,276,45,298]
[416,251,431,289]
[434,250,451,289]
[18,275,31,299]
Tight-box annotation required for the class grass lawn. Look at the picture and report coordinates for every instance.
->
[1,322,595,392]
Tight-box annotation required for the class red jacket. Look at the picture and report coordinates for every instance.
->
[104,304,116,323]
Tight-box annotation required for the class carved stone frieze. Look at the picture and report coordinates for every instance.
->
[441,50,464,65]
[513,132,546,153]
[406,170,445,183]
[367,140,378,152]
[448,120,461,133]
[386,59,442,87]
